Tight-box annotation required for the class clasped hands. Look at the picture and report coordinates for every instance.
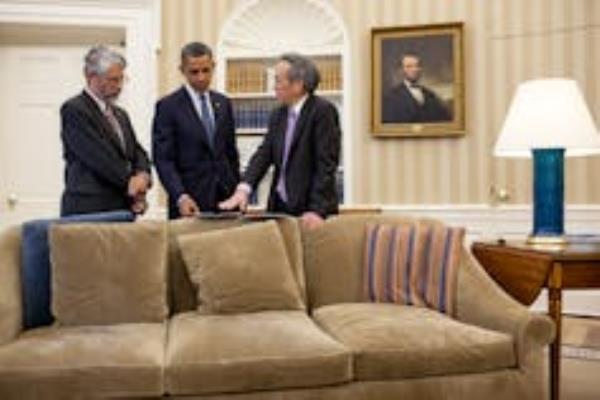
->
[127,172,151,215]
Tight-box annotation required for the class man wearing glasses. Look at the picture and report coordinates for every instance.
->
[59,45,152,216]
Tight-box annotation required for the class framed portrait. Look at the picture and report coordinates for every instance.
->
[371,22,465,137]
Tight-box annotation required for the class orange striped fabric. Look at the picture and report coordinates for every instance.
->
[364,222,465,316]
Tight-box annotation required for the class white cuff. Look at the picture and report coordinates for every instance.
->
[177,193,190,206]
[236,182,252,195]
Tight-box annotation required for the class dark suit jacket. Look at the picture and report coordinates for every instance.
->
[244,95,340,218]
[60,91,151,216]
[152,87,240,218]
[382,82,451,123]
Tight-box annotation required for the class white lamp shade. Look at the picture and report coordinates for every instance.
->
[494,78,600,158]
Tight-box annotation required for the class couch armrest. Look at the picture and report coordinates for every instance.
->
[0,226,23,345]
[456,248,555,368]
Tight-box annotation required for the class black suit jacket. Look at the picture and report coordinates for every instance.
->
[244,95,340,217]
[382,82,451,123]
[152,87,240,218]
[60,91,151,216]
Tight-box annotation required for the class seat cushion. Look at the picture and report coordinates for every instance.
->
[0,323,165,399]
[178,221,304,314]
[49,222,168,325]
[313,303,516,381]
[165,311,351,395]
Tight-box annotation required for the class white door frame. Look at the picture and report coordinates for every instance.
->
[0,0,161,216]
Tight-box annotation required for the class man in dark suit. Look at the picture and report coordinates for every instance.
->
[382,53,451,123]
[60,45,151,217]
[220,53,341,229]
[152,42,239,218]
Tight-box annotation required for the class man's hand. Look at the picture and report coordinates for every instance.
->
[301,211,324,230]
[178,194,200,217]
[219,189,249,212]
[131,194,148,215]
[128,172,151,197]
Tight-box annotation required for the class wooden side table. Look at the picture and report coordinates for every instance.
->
[471,240,600,400]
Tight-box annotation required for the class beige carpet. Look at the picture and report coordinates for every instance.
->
[562,316,600,361]
[547,316,600,400]
[563,316,600,349]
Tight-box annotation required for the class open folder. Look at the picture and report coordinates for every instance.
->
[197,211,289,221]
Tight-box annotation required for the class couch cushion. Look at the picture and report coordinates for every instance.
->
[165,311,351,395]
[313,303,516,381]
[178,221,304,314]
[0,323,165,399]
[21,210,135,329]
[303,214,431,310]
[49,222,168,325]
[167,218,249,314]
[364,222,465,316]
[167,217,306,315]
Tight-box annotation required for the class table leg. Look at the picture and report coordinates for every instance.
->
[548,263,562,400]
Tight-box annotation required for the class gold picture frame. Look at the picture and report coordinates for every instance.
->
[371,22,465,137]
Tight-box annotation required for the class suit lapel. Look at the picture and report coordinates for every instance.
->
[180,87,214,153]
[287,95,314,158]
[401,83,420,112]
[80,91,128,159]
[274,107,288,166]
[209,91,224,154]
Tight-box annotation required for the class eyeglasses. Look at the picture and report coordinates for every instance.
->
[101,74,129,84]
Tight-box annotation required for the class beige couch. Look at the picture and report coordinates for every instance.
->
[0,215,554,399]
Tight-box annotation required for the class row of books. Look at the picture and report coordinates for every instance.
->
[232,100,277,130]
[315,57,343,91]
[226,60,267,93]
[226,56,342,94]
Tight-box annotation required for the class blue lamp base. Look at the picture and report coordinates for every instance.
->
[527,148,567,245]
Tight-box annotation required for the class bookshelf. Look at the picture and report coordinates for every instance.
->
[216,0,349,206]
[226,56,343,134]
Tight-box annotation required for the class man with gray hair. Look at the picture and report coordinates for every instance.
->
[59,45,151,216]
[220,53,341,229]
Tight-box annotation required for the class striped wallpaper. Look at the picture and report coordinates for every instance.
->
[158,0,600,205]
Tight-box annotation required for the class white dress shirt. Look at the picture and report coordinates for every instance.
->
[405,79,425,105]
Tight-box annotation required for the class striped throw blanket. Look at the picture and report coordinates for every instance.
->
[364,222,465,316]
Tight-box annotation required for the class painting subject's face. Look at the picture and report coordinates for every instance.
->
[180,55,214,93]
[401,55,422,83]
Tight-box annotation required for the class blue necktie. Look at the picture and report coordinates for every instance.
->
[199,93,215,148]
[276,110,298,203]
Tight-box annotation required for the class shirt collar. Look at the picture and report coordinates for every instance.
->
[185,83,209,101]
[289,94,308,117]
[404,79,421,89]
[85,87,109,112]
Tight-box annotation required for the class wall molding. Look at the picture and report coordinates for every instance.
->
[380,203,600,239]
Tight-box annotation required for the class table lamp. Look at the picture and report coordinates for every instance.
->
[494,78,600,244]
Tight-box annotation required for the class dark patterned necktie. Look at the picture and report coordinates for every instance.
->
[199,93,215,148]
[104,105,126,151]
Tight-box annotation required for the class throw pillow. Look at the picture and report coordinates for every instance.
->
[20,210,134,328]
[49,221,167,325]
[178,221,304,314]
[364,221,465,316]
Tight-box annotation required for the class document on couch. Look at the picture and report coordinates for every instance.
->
[197,212,289,221]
